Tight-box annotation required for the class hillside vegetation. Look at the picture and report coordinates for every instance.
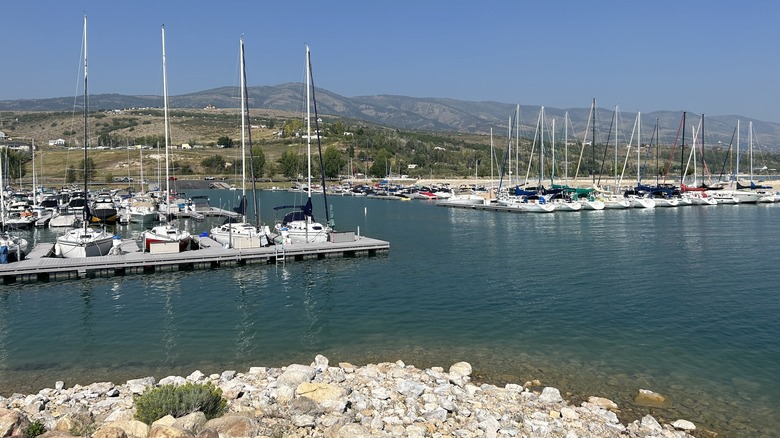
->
[2,108,780,188]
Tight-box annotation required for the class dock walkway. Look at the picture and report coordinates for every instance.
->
[1,234,389,284]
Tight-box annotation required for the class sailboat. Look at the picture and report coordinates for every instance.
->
[54,15,115,258]
[209,36,266,249]
[141,25,192,253]
[273,45,332,242]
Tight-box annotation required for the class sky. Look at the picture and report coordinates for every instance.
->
[2,0,779,122]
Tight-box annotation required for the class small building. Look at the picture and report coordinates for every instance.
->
[0,131,6,140]
[180,143,192,150]
[49,138,66,146]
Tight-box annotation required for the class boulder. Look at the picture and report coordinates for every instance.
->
[172,412,207,434]
[149,424,194,438]
[0,408,30,437]
[93,425,128,438]
[539,387,564,404]
[126,377,155,395]
[108,420,150,438]
[672,419,696,431]
[202,415,257,438]
[633,389,669,408]
[277,365,315,388]
[587,396,619,410]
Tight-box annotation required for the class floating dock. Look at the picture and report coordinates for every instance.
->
[0,233,389,284]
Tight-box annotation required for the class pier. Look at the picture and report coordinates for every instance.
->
[0,233,389,284]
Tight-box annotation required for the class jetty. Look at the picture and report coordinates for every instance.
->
[0,232,389,284]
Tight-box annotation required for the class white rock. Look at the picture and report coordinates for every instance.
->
[186,370,205,382]
[220,370,236,381]
[158,376,185,386]
[55,381,65,390]
[539,387,563,404]
[640,414,663,433]
[672,419,696,431]
[397,381,426,398]
[126,377,155,395]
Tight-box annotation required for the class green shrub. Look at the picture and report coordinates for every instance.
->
[134,382,227,425]
[24,421,47,438]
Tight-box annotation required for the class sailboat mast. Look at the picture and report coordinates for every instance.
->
[749,121,753,183]
[564,112,569,183]
[680,111,686,183]
[83,15,89,232]
[636,112,641,183]
[240,37,261,228]
[305,46,312,202]
[161,25,172,220]
[239,37,248,223]
[515,104,520,185]
[591,98,596,185]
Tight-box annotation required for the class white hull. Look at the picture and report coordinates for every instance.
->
[275,220,330,243]
[580,199,606,210]
[211,222,267,248]
[55,228,115,258]
[627,196,656,209]
[551,201,582,211]
[49,213,78,228]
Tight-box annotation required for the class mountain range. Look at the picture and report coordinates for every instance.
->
[2,84,779,151]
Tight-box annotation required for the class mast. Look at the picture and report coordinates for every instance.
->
[240,37,261,228]
[655,118,660,187]
[239,36,247,223]
[735,119,740,186]
[305,46,312,204]
[680,111,686,183]
[591,98,596,184]
[83,15,89,232]
[564,112,568,183]
[161,25,171,221]
[749,121,753,183]
[636,112,641,184]
[515,104,520,185]
[306,45,331,225]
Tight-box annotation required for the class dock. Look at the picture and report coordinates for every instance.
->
[1,233,389,285]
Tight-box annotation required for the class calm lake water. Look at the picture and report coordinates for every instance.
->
[1,189,779,436]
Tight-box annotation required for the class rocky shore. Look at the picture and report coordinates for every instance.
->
[1,355,698,438]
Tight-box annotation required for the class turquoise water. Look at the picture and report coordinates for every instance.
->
[1,190,779,436]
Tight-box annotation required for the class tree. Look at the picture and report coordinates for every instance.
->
[80,157,96,182]
[369,149,390,178]
[277,149,302,179]
[217,136,234,148]
[249,146,266,178]
[322,146,345,179]
[282,119,303,138]
[65,165,77,183]
[201,155,227,173]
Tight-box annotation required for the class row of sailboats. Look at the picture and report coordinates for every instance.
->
[38,18,332,260]
[491,100,778,213]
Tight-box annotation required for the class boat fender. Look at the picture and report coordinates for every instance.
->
[54,243,62,257]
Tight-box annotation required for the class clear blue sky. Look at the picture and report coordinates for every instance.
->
[2,0,778,122]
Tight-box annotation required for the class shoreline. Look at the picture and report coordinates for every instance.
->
[0,355,699,438]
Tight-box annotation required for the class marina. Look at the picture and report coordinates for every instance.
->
[0,232,388,284]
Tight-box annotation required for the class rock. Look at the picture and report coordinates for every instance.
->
[539,387,564,404]
[560,407,579,420]
[312,354,329,372]
[295,382,346,413]
[172,412,207,434]
[54,381,65,391]
[152,415,177,427]
[202,415,257,438]
[334,423,371,438]
[186,371,205,382]
[149,424,194,438]
[108,420,150,438]
[634,389,669,408]
[194,429,218,438]
[277,364,315,388]
[587,396,618,410]
[220,371,236,381]
[159,376,186,386]
[639,414,663,434]
[396,380,426,398]
[0,408,30,437]
[672,419,696,431]
[104,408,134,423]
[448,362,472,386]
[36,432,74,438]
[126,377,155,395]
[93,425,128,438]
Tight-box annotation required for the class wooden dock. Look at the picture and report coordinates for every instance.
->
[0,233,389,285]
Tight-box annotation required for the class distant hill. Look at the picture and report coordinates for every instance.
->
[2,84,779,151]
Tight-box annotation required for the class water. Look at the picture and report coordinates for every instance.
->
[1,190,779,436]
